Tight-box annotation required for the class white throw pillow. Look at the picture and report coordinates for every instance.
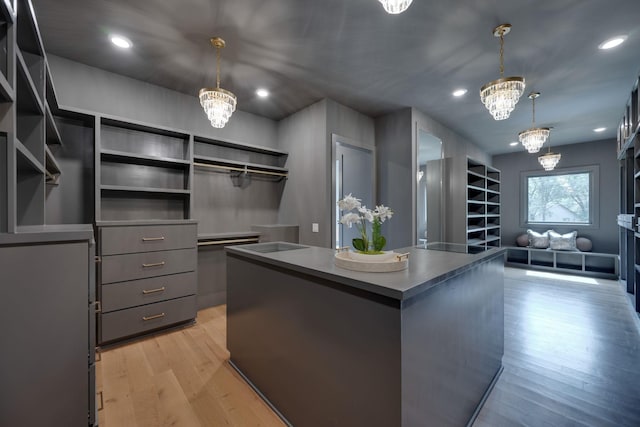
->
[527,229,549,249]
[548,230,578,251]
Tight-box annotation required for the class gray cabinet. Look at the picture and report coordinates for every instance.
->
[0,228,95,427]
[97,220,198,345]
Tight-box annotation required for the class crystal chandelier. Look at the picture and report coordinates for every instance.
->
[199,37,237,128]
[538,136,561,171]
[480,24,525,120]
[378,0,413,14]
[518,92,550,153]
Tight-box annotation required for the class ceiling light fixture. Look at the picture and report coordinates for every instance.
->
[509,141,519,146]
[378,0,413,14]
[598,35,627,50]
[538,136,561,171]
[256,88,269,98]
[452,89,468,97]
[593,127,606,132]
[199,37,237,129]
[518,92,550,153]
[480,24,526,121]
[110,35,132,49]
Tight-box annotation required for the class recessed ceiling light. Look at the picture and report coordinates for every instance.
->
[598,36,627,50]
[256,88,269,98]
[110,35,132,49]
[593,127,606,132]
[452,89,467,97]
[509,141,519,146]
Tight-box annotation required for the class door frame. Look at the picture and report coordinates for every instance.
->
[331,133,376,249]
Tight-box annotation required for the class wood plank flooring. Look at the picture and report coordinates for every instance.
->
[98,268,640,427]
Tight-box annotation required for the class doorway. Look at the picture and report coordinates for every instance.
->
[333,137,374,249]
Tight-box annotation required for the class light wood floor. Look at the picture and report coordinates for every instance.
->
[98,268,640,427]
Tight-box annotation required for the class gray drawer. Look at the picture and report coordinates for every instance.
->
[100,295,196,343]
[100,224,196,255]
[101,272,197,313]
[101,248,196,284]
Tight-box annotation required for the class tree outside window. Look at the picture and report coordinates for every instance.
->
[526,172,591,224]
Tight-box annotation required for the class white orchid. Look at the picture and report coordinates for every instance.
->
[337,194,393,254]
[339,212,361,228]
[337,193,361,211]
[374,205,393,222]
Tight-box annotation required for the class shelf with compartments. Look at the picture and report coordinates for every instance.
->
[96,115,193,221]
[465,158,501,248]
[193,135,288,180]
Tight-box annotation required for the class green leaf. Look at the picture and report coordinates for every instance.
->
[352,238,366,251]
[373,235,386,252]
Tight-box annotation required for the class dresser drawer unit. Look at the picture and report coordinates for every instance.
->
[101,271,197,312]
[100,295,197,343]
[101,248,196,284]
[100,224,197,255]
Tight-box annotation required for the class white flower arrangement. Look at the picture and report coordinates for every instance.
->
[338,193,393,253]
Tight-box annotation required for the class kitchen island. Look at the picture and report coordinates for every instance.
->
[226,242,504,427]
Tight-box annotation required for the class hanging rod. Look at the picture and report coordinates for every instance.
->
[45,170,60,185]
[194,162,288,177]
[197,237,260,246]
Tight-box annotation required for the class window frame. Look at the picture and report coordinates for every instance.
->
[519,165,599,229]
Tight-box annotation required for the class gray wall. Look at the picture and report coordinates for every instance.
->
[277,98,375,247]
[376,107,490,250]
[492,139,618,254]
[48,55,279,149]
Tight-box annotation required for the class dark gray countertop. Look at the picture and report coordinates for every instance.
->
[226,243,505,301]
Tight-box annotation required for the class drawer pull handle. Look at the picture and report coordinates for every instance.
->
[142,313,166,321]
[142,286,166,295]
[142,237,165,242]
[97,391,104,411]
[142,261,166,268]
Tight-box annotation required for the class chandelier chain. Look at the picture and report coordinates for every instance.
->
[531,96,536,125]
[499,33,504,77]
[216,46,221,89]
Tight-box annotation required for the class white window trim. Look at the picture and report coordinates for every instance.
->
[519,165,600,230]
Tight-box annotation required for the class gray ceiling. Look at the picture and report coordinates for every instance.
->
[31,0,640,154]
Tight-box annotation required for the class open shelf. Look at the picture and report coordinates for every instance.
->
[101,184,190,196]
[45,104,62,146]
[101,149,191,168]
[44,145,60,185]
[15,48,42,112]
[15,137,43,173]
[193,154,288,178]
[194,135,287,169]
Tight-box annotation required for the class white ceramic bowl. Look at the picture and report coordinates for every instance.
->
[348,251,395,262]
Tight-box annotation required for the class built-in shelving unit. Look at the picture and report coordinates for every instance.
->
[193,135,288,180]
[96,116,192,221]
[617,71,640,313]
[505,247,619,279]
[466,158,501,248]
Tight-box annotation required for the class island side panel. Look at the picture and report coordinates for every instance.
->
[401,254,504,427]
[227,254,402,427]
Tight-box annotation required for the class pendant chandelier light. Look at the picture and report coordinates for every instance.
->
[378,0,413,14]
[199,37,237,128]
[538,136,561,171]
[518,92,550,153]
[480,24,526,121]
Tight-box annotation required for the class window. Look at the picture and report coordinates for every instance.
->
[521,166,599,227]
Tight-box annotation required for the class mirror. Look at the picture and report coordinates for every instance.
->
[416,129,443,245]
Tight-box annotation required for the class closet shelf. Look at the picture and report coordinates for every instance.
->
[467,184,485,192]
[101,149,191,168]
[45,145,60,185]
[15,48,44,114]
[15,138,44,174]
[45,104,63,146]
[100,184,190,195]
[194,155,288,178]
[194,135,288,157]
[0,70,14,102]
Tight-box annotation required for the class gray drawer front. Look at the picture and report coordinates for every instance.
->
[101,248,196,284]
[101,272,197,313]
[100,224,196,255]
[100,295,196,343]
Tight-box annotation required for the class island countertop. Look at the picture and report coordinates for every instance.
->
[225,242,505,301]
